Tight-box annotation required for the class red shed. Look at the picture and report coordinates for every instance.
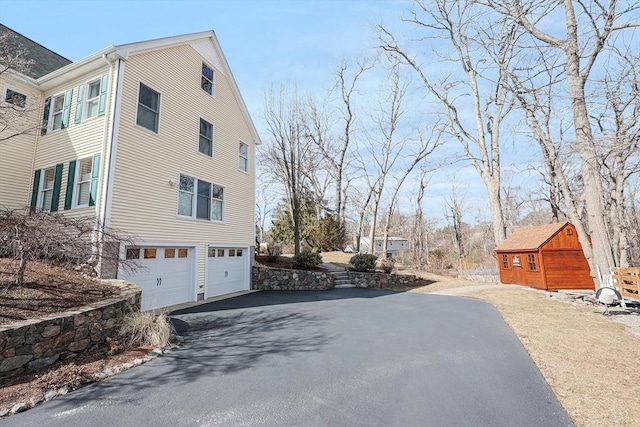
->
[494,222,593,291]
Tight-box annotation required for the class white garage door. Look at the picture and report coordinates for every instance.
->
[206,247,248,298]
[120,246,195,311]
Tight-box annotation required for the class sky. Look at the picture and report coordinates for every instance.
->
[0,0,532,226]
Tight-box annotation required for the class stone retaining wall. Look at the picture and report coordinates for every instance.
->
[252,265,334,291]
[458,273,499,283]
[0,280,141,380]
[349,271,427,288]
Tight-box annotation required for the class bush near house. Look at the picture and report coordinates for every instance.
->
[349,254,378,272]
[380,258,395,274]
[293,250,323,269]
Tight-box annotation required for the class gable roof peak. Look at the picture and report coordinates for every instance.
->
[495,221,570,251]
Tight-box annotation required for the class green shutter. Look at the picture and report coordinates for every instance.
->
[61,89,72,129]
[89,154,101,207]
[50,163,64,212]
[30,169,41,208]
[98,74,108,116]
[74,84,85,124]
[64,160,76,210]
[41,97,51,135]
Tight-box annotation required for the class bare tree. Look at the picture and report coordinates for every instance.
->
[487,0,640,281]
[1,208,137,287]
[379,0,519,246]
[261,84,314,255]
[445,184,466,265]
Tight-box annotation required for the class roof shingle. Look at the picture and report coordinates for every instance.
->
[0,24,71,79]
[494,222,569,251]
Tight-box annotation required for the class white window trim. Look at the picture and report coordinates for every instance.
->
[2,86,28,109]
[239,141,249,173]
[37,165,57,212]
[83,78,102,121]
[201,62,215,96]
[135,81,161,134]
[73,157,93,208]
[198,118,214,157]
[48,91,66,133]
[176,173,224,223]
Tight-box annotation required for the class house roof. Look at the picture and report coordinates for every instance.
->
[0,24,71,79]
[494,222,569,252]
[35,30,261,145]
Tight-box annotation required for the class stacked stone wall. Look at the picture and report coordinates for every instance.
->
[0,280,140,380]
[252,266,334,291]
[348,271,427,289]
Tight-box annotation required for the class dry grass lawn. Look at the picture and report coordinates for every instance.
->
[468,288,640,427]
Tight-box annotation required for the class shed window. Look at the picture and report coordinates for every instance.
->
[527,254,537,271]
[501,254,509,269]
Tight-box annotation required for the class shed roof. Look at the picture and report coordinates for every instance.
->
[0,24,71,79]
[494,222,569,251]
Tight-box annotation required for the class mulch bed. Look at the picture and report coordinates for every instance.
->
[0,259,121,325]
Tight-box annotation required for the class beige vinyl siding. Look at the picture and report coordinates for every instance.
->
[110,44,256,293]
[33,68,111,219]
[0,77,41,209]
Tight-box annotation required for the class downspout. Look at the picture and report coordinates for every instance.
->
[97,54,123,278]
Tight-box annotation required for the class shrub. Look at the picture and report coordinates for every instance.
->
[380,258,395,274]
[118,312,175,348]
[265,244,282,262]
[349,254,378,272]
[293,250,323,269]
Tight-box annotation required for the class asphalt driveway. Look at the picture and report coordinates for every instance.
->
[5,289,573,426]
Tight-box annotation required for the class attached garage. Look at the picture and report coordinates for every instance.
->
[206,246,249,298]
[119,246,196,311]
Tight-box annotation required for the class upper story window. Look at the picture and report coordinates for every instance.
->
[199,118,213,156]
[85,79,101,118]
[41,89,72,135]
[50,93,66,131]
[137,83,160,133]
[202,63,214,95]
[75,157,93,207]
[178,174,224,222]
[239,142,248,172]
[74,74,109,124]
[4,88,27,107]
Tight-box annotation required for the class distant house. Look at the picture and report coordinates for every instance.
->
[359,237,409,258]
[494,222,593,291]
[0,25,260,310]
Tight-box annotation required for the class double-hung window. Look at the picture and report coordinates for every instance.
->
[211,184,223,221]
[75,157,93,207]
[137,83,159,133]
[197,179,211,219]
[199,119,213,156]
[178,174,224,221]
[84,79,101,119]
[202,63,214,95]
[178,175,195,216]
[39,167,56,211]
[50,93,65,131]
[239,142,248,172]
[4,88,27,107]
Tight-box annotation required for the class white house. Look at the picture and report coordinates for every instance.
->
[359,237,409,258]
[0,25,260,310]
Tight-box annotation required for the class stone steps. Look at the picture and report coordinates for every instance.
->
[330,271,355,288]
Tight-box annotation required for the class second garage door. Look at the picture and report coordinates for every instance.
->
[206,247,248,298]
